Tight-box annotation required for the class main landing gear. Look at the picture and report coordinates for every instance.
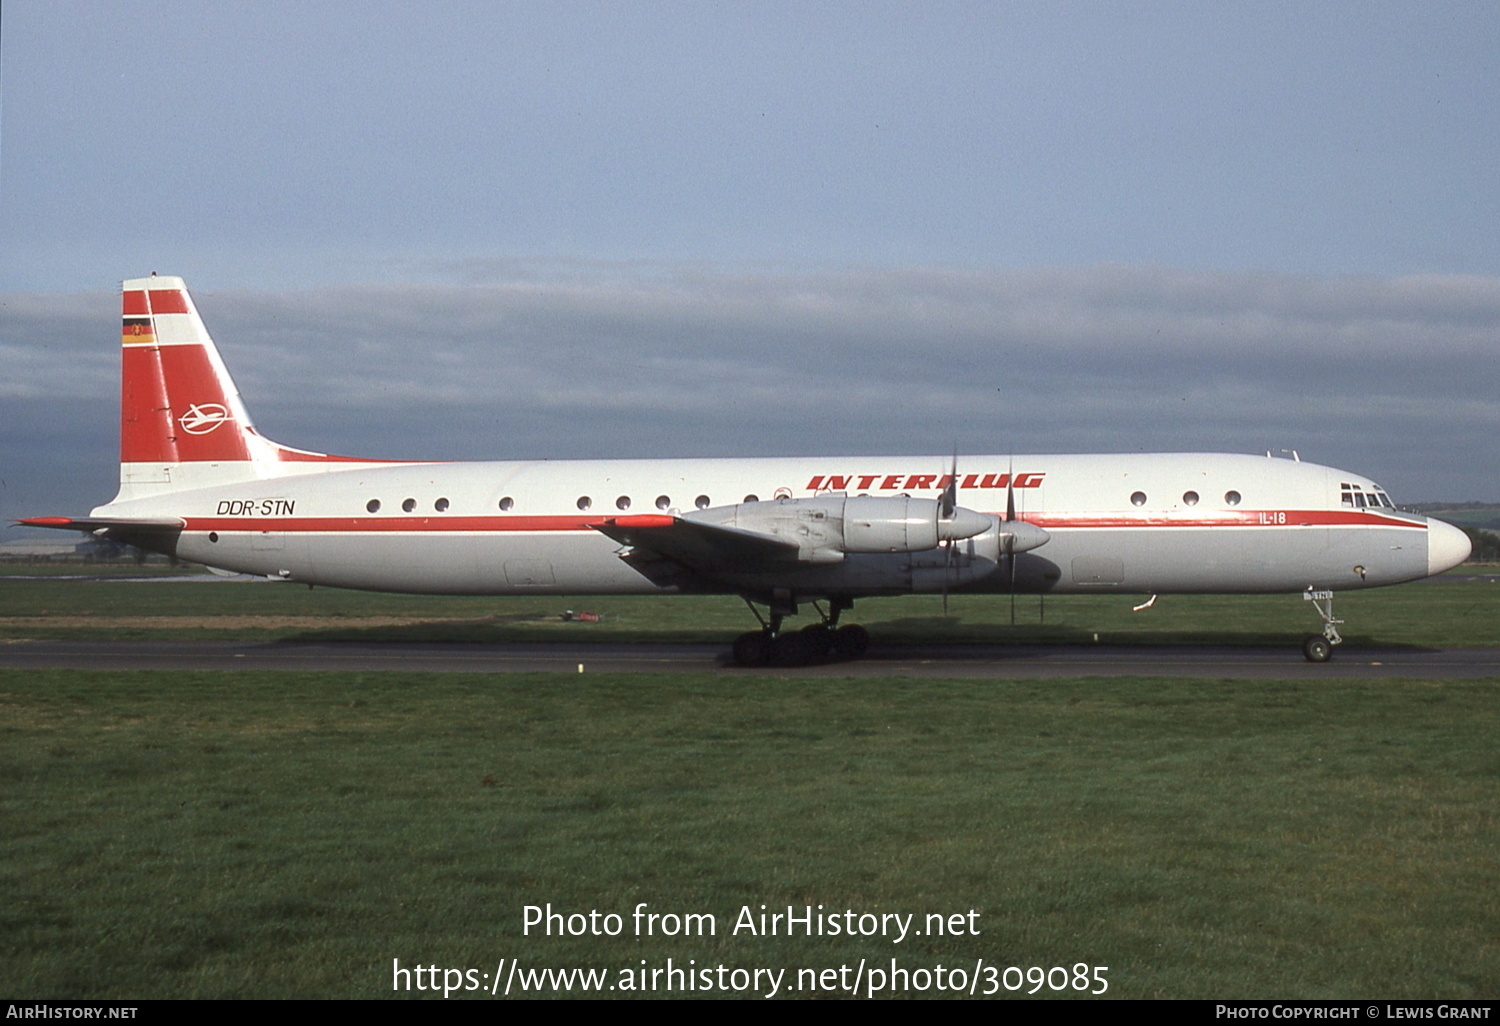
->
[1301,589,1344,662]
[731,595,871,667]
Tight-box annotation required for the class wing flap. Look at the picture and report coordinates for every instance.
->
[592,514,799,570]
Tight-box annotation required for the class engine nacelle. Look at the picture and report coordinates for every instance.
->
[685,494,994,562]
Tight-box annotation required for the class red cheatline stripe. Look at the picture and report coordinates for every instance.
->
[1024,510,1423,529]
[186,515,608,533]
[178,510,1428,535]
[274,449,414,464]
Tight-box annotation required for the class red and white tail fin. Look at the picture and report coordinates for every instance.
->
[120,275,258,471]
[113,275,381,503]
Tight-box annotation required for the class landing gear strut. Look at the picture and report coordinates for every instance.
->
[730,595,870,667]
[1301,589,1343,662]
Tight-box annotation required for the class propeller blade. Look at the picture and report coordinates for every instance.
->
[936,528,954,613]
[939,450,958,520]
[1006,456,1017,623]
[1007,533,1017,625]
[1005,455,1015,523]
[940,449,957,616]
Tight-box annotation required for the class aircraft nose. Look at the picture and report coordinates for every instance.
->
[1427,518,1472,576]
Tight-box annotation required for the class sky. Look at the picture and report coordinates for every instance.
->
[2,1,1498,525]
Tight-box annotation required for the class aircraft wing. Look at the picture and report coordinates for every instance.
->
[592,514,800,572]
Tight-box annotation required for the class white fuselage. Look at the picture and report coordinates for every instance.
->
[96,451,1460,598]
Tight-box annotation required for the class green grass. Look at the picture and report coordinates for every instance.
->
[0,562,206,577]
[3,573,1497,998]
[3,669,1497,999]
[1,571,1497,648]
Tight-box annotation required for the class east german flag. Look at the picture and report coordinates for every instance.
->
[122,317,156,345]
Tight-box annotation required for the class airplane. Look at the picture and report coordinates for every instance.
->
[17,275,1473,665]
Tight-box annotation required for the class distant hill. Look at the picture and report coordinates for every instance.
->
[1406,503,1500,531]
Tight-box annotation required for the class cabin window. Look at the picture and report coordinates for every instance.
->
[499,496,514,511]
[366,499,381,513]
[655,495,671,510]
[577,496,593,511]
[695,495,711,509]
[616,496,631,511]
[209,532,219,543]
[402,498,416,513]
[435,497,450,512]
[1224,490,1241,506]
[1130,491,1147,507]
[1183,491,1199,506]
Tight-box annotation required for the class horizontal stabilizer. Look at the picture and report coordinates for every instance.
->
[15,516,186,546]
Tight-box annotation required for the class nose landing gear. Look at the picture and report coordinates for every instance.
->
[1301,589,1343,662]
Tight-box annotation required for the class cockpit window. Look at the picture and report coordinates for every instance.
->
[1342,482,1394,509]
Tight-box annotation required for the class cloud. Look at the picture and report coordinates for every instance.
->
[3,263,1497,520]
[0,291,117,399]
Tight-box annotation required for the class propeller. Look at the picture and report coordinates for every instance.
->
[939,449,958,520]
[1004,456,1017,624]
[937,452,1049,621]
[940,451,958,614]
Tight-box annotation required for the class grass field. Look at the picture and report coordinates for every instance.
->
[1,572,1497,999]
[1,566,1497,648]
[2,669,1497,999]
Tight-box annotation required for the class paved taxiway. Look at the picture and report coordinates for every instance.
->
[2,640,1497,678]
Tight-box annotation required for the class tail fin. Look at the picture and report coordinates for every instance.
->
[113,275,377,504]
[120,275,259,470]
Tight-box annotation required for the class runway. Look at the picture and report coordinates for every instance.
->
[3,639,1498,678]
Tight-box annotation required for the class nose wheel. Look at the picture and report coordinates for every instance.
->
[1301,589,1343,662]
[1302,635,1333,663]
